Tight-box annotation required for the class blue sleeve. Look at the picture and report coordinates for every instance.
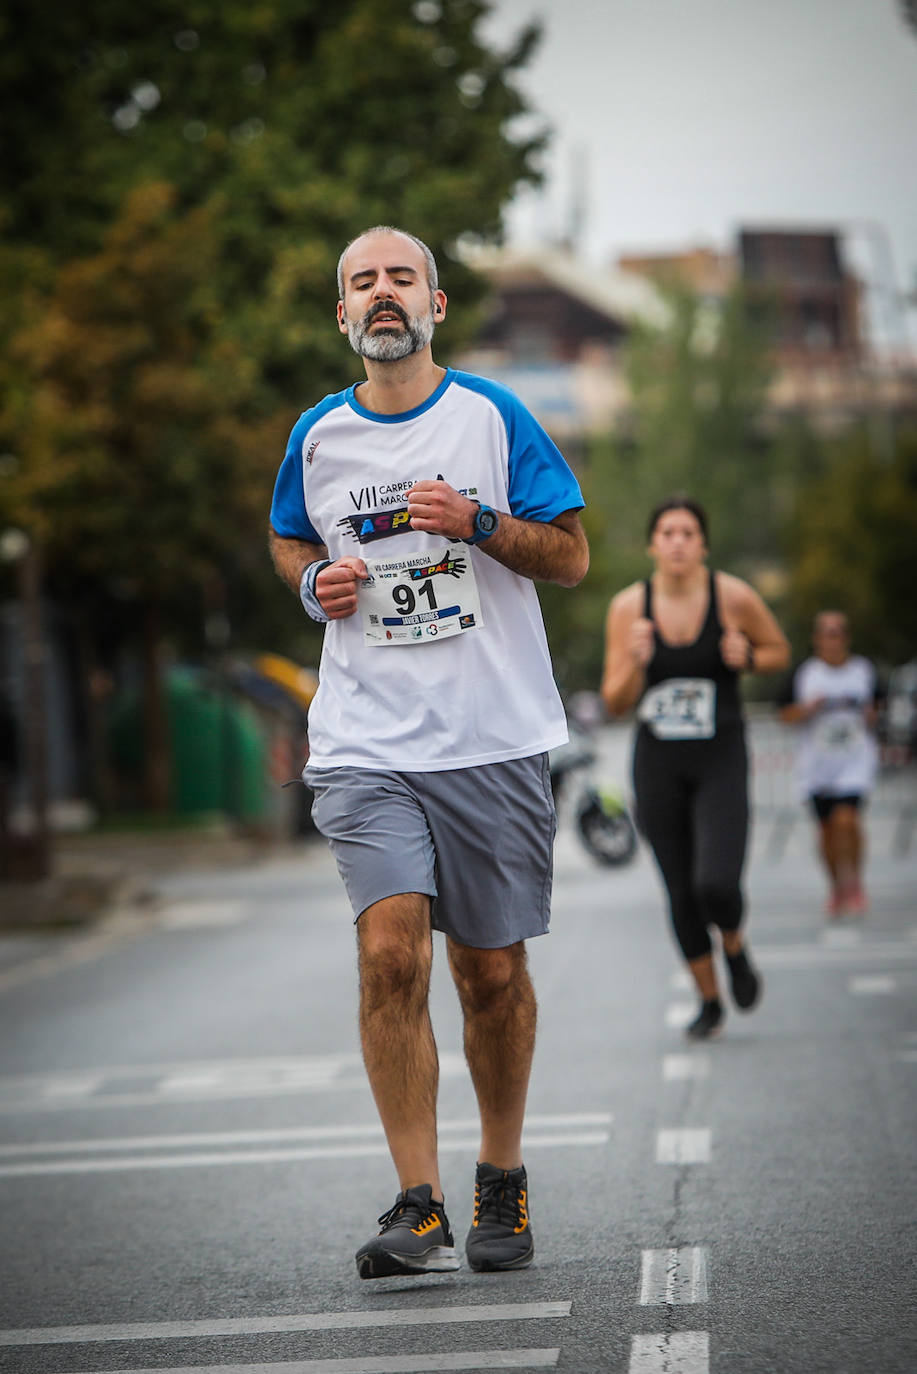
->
[456,375,583,523]
[269,411,325,544]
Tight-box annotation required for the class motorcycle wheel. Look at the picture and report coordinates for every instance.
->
[577,798,638,866]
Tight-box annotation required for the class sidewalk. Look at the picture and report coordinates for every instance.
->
[0,825,312,931]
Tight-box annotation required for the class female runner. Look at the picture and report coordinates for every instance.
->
[601,497,789,1038]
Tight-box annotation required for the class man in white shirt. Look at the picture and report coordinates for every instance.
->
[780,610,880,915]
[269,226,589,1279]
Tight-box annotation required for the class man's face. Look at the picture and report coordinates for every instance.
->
[813,614,850,665]
[337,232,444,362]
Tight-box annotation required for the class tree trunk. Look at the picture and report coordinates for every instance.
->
[141,601,171,813]
[19,543,52,879]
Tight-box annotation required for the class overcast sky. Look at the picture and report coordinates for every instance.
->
[479,0,917,352]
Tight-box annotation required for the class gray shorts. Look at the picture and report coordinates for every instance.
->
[303,754,556,949]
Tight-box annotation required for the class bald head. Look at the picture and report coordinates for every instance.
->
[336,226,438,300]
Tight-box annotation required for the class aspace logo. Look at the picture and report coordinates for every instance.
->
[408,555,466,581]
[337,507,413,544]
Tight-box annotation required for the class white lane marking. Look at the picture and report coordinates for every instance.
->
[662,1054,710,1081]
[48,1353,560,1374]
[0,1302,571,1347]
[156,1064,345,1094]
[0,1112,612,1159]
[629,1330,709,1373]
[849,975,896,994]
[754,941,917,969]
[821,927,862,946]
[36,1076,105,1098]
[639,1247,709,1305]
[0,1132,608,1179]
[156,901,247,929]
[656,1129,712,1165]
[669,970,692,991]
[0,1052,464,1114]
[665,1003,696,1029]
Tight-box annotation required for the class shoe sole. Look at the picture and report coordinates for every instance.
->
[684,1023,723,1040]
[356,1245,460,1279]
[466,1244,534,1273]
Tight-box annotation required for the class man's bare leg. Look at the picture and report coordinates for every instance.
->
[832,804,867,907]
[358,892,442,1198]
[446,939,535,1169]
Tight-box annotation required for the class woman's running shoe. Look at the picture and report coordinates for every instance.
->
[355,1184,459,1279]
[685,998,723,1040]
[725,947,762,1010]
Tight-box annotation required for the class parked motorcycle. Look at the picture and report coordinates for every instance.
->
[549,722,638,866]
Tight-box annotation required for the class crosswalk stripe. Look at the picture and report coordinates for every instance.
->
[0,1303,571,1348]
[0,1132,608,1179]
[51,1353,561,1374]
[0,1113,612,1160]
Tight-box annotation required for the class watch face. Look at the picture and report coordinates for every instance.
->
[477,509,497,534]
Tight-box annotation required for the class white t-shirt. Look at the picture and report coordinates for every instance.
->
[789,654,879,797]
[270,369,584,771]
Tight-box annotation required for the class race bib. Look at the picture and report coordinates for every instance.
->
[813,712,866,757]
[638,678,716,740]
[359,548,483,646]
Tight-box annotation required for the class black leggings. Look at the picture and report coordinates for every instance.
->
[633,726,749,962]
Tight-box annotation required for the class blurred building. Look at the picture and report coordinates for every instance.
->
[619,226,917,432]
[617,244,734,300]
[455,245,666,442]
[459,227,917,439]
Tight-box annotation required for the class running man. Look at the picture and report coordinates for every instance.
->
[779,610,881,916]
[268,226,589,1277]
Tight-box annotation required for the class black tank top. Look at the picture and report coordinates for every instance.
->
[638,569,743,735]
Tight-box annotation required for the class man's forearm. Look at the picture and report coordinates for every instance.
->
[480,511,589,588]
[268,527,328,595]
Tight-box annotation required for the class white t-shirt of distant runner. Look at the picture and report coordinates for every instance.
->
[270,369,584,772]
[791,654,879,798]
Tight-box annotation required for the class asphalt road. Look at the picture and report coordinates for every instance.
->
[0,735,915,1374]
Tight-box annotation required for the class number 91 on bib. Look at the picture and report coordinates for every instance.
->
[359,549,484,646]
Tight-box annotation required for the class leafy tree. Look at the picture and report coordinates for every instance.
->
[0,0,546,811]
[541,283,779,694]
[782,425,917,667]
[613,283,777,569]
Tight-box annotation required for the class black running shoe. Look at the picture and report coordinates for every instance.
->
[685,998,723,1040]
[465,1162,534,1272]
[725,948,761,1011]
[355,1184,459,1279]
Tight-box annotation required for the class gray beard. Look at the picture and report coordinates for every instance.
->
[346,307,435,362]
